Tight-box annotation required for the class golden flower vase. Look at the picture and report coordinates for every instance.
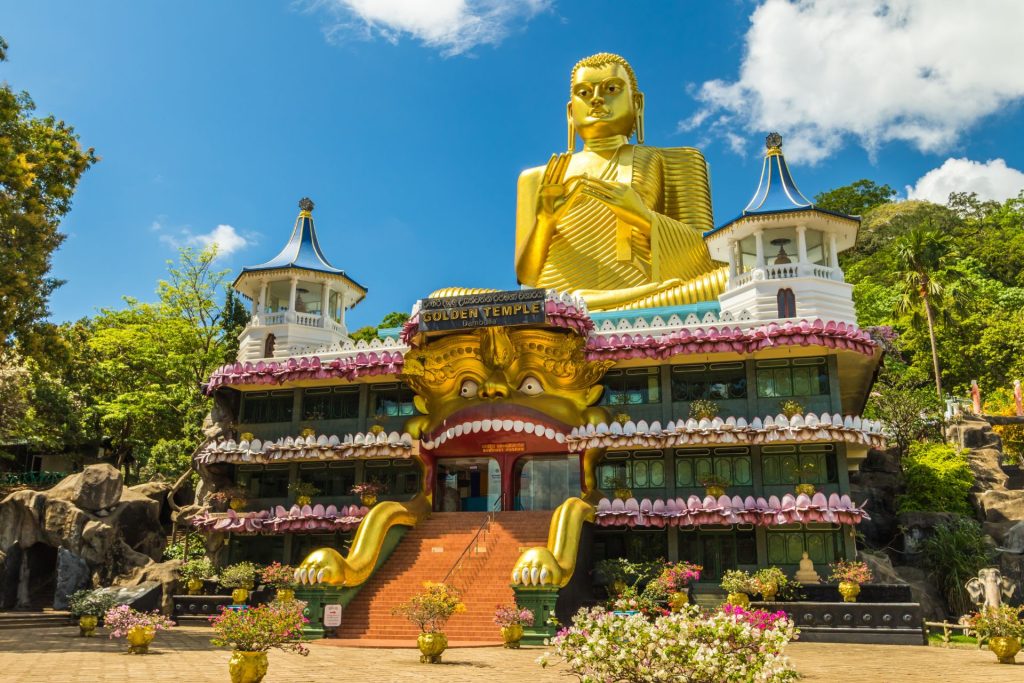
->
[795,483,816,496]
[276,588,295,603]
[838,581,861,603]
[988,636,1021,664]
[126,625,156,654]
[78,615,98,637]
[186,578,204,595]
[231,588,250,605]
[501,624,524,648]
[295,495,312,507]
[229,650,269,683]
[418,632,448,663]
[361,494,378,507]
[705,485,726,498]
[726,593,750,608]
[668,591,689,611]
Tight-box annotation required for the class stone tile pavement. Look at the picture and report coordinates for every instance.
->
[0,626,1019,682]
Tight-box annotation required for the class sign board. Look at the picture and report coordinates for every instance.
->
[323,604,342,628]
[418,289,546,332]
[481,442,526,454]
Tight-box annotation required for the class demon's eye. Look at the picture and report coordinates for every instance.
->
[460,379,479,398]
[519,376,544,396]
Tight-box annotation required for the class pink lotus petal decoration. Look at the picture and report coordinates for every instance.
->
[191,502,369,535]
[593,493,868,528]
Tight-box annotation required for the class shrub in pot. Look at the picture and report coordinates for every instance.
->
[392,582,465,663]
[68,589,118,636]
[210,600,309,682]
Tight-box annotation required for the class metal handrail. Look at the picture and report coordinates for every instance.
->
[441,493,504,586]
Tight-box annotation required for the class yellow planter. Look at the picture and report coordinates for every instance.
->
[705,485,726,498]
[229,650,269,683]
[295,495,311,506]
[501,624,524,649]
[231,588,250,605]
[614,488,632,501]
[186,578,204,595]
[795,483,816,496]
[126,625,155,654]
[668,591,689,611]
[988,636,1021,664]
[361,493,378,507]
[276,588,295,603]
[229,498,247,512]
[760,587,778,602]
[838,581,861,603]
[417,632,448,663]
[726,593,750,608]
[78,615,98,637]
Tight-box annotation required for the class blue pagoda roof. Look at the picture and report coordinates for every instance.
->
[237,198,366,291]
[705,134,857,237]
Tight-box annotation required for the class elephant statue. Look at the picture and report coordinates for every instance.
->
[965,567,1017,612]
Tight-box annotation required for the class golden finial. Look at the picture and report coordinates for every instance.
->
[298,197,314,217]
[765,132,783,157]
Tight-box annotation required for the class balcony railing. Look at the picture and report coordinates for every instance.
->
[731,263,842,289]
[253,311,345,332]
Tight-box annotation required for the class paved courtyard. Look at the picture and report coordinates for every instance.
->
[0,626,1019,682]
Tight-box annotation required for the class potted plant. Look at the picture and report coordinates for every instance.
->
[720,569,757,608]
[287,481,320,506]
[644,562,702,611]
[67,589,118,636]
[209,490,231,513]
[220,562,260,605]
[689,399,719,421]
[210,600,310,682]
[828,560,872,602]
[261,562,298,602]
[180,557,214,595]
[779,399,804,419]
[493,603,534,648]
[299,426,316,438]
[794,461,818,496]
[608,473,632,501]
[614,412,631,425]
[698,473,730,498]
[351,479,386,507]
[103,605,175,654]
[392,582,465,663]
[753,567,788,602]
[967,605,1024,664]
[227,487,249,512]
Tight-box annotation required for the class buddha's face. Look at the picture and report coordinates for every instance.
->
[569,62,637,140]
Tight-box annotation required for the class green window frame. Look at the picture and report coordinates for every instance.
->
[600,367,661,406]
[675,447,753,488]
[236,463,291,499]
[755,357,829,398]
[671,362,747,402]
[678,529,758,581]
[598,450,666,490]
[240,390,294,424]
[370,383,419,418]
[301,386,360,421]
[362,458,420,496]
[760,445,838,486]
[295,461,357,497]
[766,526,844,565]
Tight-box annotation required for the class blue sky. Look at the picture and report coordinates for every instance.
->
[4,1,1024,330]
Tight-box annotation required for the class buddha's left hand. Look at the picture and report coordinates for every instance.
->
[580,177,653,233]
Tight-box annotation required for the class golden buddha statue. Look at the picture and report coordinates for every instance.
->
[515,52,726,311]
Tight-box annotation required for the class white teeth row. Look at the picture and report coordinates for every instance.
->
[510,565,552,586]
[294,567,327,585]
[422,420,566,450]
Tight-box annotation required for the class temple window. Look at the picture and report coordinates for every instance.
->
[678,528,757,582]
[370,383,419,418]
[760,444,839,486]
[598,450,665,491]
[301,386,359,421]
[755,357,828,397]
[514,456,581,511]
[600,367,660,406]
[674,447,753,490]
[240,390,294,423]
[297,461,356,497]
[363,459,420,496]
[777,288,796,317]
[671,362,747,401]
[236,463,290,499]
[766,526,844,566]
[263,333,276,358]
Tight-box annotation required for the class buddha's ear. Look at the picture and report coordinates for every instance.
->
[566,101,576,153]
[634,91,645,145]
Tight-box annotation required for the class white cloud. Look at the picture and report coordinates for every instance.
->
[906,158,1024,204]
[314,0,551,56]
[687,0,1024,163]
[160,224,251,259]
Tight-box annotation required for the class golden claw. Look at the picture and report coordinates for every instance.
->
[511,497,595,588]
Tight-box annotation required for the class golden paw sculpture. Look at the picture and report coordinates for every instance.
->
[295,496,428,587]
[511,497,596,587]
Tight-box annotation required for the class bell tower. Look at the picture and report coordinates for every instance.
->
[232,198,367,360]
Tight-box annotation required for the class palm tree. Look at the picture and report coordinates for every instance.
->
[892,227,970,398]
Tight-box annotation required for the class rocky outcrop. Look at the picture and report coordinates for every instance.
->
[0,464,174,610]
[849,447,902,548]
[861,550,947,621]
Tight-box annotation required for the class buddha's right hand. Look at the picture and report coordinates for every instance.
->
[537,153,580,224]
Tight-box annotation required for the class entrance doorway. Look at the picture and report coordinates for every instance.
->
[434,458,501,512]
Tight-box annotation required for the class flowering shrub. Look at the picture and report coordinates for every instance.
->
[494,604,535,628]
[689,399,719,420]
[392,582,465,633]
[593,558,663,590]
[351,479,386,496]
[721,603,790,630]
[260,562,297,589]
[287,481,320,498]
[103,605,175,639]
[642,562,702,603]
[180,557,214,582]
[720,569,758,595]
[779,400,804,418]
[68,589,118,618]
[828,560,872,585]
[219,562,259,589]
[609,586,668,617]
[965,605,1024,639]
[539,605,799,682]
[210,600,310,655]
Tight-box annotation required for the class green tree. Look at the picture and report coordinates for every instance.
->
[864,371,943,457]
[892,227,970,398]
[814,179,896,216]
[897,442,974,515]
[220,289,250,363]
[0,37,96,349]
[379,311,410,329]
[349,310,410,344]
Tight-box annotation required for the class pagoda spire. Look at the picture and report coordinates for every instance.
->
[743,133,813,214]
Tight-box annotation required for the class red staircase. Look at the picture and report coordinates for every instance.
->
[337,511,551,642]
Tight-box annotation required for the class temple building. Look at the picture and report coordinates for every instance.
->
[191,53,886,643]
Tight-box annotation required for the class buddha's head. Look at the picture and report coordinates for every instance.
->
[568,53,644,147]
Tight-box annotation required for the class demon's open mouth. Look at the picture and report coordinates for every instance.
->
[421,403,572,452]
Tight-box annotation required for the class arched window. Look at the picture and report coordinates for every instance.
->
[777,289,796,318]
[264,333,276,358]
